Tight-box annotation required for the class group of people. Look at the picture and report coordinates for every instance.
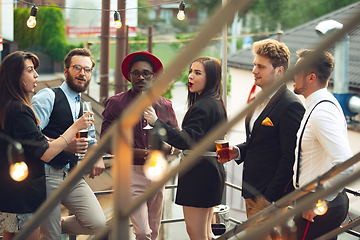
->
[221,39,354,240]
[0,48,106,240]
[0,37,355,240]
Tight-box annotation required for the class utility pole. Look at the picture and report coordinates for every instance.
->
[114,0,127,94]
[99,0,110,103]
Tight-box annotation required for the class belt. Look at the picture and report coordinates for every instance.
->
[181,150,217,157]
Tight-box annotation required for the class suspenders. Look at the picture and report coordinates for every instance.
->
[295,100,336,188]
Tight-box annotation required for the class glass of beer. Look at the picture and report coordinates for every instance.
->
[75,129,89,158]
[215,140,230,163]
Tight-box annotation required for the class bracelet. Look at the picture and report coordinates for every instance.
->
[59,135,69,148]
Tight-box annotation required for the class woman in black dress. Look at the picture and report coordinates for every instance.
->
[0,51,93,240]
[145,56,227,240]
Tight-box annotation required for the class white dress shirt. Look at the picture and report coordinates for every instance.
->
[294,88,354,201]
[234,90,276,160]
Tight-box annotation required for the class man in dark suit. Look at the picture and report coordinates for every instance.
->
[220,39,305,239]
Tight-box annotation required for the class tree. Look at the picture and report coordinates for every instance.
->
[187,0,221,14]
[14,7,67,61]
[249,0,359,31]
[138,0,151,27]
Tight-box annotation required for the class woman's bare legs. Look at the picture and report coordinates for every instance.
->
[183,206,214,240]
[206,207,215,240]
[2,227,40,240]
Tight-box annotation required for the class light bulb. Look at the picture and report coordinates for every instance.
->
[10,162,28,182]
[27,5,38,28]
[144,150,168,181]
[314,199,328,215]
[27,16,36,28]
[177,1,186,21]
[114,11,122,29]
[177,11,185,21]
[115,20,122,29]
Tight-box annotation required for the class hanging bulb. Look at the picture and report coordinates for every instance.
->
[313,180,328,215]
[144,150,168,181]
[114,11,122,29]
[177,1,185,21]
[27,5,38,28]
[10,162,28,182]
[314,199,328,215]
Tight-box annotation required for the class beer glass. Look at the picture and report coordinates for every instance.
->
[215,140,230,163]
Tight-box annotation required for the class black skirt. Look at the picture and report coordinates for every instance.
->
[175,156,225,208]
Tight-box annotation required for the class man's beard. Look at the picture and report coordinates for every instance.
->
[66,74,90,93]
[294,77,308,95]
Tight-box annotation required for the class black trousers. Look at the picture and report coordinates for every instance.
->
[294,190,349,240]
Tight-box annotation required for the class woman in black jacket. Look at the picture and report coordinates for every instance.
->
[0,51,92,240]
[145,56,227,240]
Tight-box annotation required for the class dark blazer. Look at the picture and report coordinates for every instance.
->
[236,85,305,203]
[0,101,48,213]
[155,95,227,207]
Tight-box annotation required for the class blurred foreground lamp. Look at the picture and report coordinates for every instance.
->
[144,126,168,181]
[0,133,28,182]
[27,5,38,28]
[313,180,328,215]
[314,199,328,215]
[177,1,186,21]
[114,11,122,29]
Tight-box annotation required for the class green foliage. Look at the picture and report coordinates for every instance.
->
[249,0,359,31]
[14,7,67,61]
[129,35,147,52]
[175,33,196,40]
[171,18,190,33]
[14,8,36,49]
[138,0,151,27]
[187,0,221,14]
[162,83,175,99]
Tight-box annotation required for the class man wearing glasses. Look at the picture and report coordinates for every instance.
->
[101,51,179,240]
[31,48,106,239]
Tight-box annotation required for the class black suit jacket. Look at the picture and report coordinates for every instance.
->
[236,85,305,202]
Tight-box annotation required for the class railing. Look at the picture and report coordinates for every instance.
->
[12,0,360,239]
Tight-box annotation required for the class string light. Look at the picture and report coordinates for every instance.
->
[144,150,168,181]
[27,5,37,28]
[313,180,328,215]
[18,0,182,13]
[114,11,122,29]
[1,133,29,182]
[143,126,169,181]
[177,1,185,21]
[18,0,185,28]
[314,199,328,215]
[10,162,29,182]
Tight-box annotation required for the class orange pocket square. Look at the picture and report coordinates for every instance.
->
[261,117,274,126]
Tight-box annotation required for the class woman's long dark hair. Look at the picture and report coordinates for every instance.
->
[0,51,40,129]
[183,56,227,125]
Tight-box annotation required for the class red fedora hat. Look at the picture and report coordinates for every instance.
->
[121,51,163,82]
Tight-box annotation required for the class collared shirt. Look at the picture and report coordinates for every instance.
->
[249,95,271,132]
[235,88,277,160]
[294,88,354,201]
[101,88,179,164]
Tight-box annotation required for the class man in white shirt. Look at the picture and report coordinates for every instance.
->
[293,49,354,240]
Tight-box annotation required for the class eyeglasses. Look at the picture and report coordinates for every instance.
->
[130,70,154,79]
[69,65,92,74]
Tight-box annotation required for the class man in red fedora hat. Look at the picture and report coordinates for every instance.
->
[101,51,179,240]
